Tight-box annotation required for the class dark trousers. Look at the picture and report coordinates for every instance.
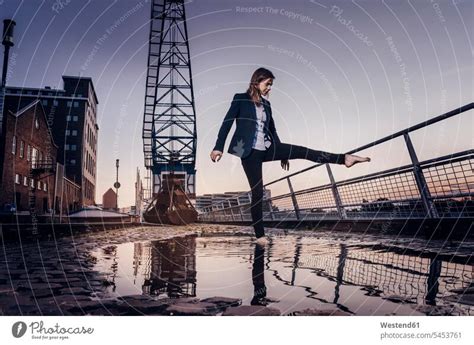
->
[241,142,345,238]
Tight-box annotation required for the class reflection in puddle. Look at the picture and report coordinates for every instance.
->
[92,234,473,316]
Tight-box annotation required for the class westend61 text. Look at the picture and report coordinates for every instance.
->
[380,322,420,329]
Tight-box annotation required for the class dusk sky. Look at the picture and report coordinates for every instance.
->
[1,0,472,207]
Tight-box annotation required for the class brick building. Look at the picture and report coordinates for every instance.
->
[53,163,81,216]
[102,188,117,210]
[3,75,99,206]
[0,100,57,213]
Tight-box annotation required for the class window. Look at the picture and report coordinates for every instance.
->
[65,130,70,136]
[65,144,70,150]
[71,145,77,151]
[73,116,78,122]
[67,101,72,107]
[31,147,39,168]
[12,135,16,154]
[19,141,24,158]
[27,145,31,161]
[23,176,28,186]
[15,174,20,184]
[66,115,71,121]
[53,100,59,106]
[44,183,47,192]
[72,130,77,136]
[73,101,79,108]
[37,181,41,190]
[42,99,48,106]
[70,159,76,165]
[30,178,34,188]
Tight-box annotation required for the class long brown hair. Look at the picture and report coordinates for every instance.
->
[246,67,275,105]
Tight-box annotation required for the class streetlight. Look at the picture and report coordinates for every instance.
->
[2,19,16,88]
[114,159,121,211]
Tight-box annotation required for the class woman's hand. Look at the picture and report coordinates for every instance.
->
[281,159,289,171]
[210,150,223,162]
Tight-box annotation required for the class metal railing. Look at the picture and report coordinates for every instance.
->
[199,103,474,223]
[31,158,56,176]
[273,237,473,315]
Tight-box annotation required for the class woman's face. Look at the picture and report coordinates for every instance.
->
[258,78,273,97]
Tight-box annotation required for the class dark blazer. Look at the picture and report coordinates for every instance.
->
[213,92,281,159]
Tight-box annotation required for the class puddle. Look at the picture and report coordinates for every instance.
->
[92,234,473,316]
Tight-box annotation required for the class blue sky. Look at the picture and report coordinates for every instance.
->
[1,0,472,206]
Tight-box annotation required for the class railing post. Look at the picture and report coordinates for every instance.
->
[236,197,244,221]
[287,177,301,220]
[403,133,438,218]
[267,198,275,221]
[227,200,235,221]
[326,164,346,219]
[245,191,255,222]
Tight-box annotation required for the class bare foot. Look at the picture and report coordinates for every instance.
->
[254,236,269,247]
[344,154,371,168]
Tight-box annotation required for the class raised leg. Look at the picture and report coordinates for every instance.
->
[263,142,345,164]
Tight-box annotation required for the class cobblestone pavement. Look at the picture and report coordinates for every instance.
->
[0,224,252,316]
[1,224,472,316]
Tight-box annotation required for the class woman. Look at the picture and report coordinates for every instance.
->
[210,68,370,246]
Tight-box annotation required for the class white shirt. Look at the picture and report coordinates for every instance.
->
[252,103,272,151]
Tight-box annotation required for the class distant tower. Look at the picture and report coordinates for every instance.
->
[1,20,16,136]
[135,167,143,217]
[142,0,197,199]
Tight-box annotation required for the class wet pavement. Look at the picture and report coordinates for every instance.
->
[0,224,472,316]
